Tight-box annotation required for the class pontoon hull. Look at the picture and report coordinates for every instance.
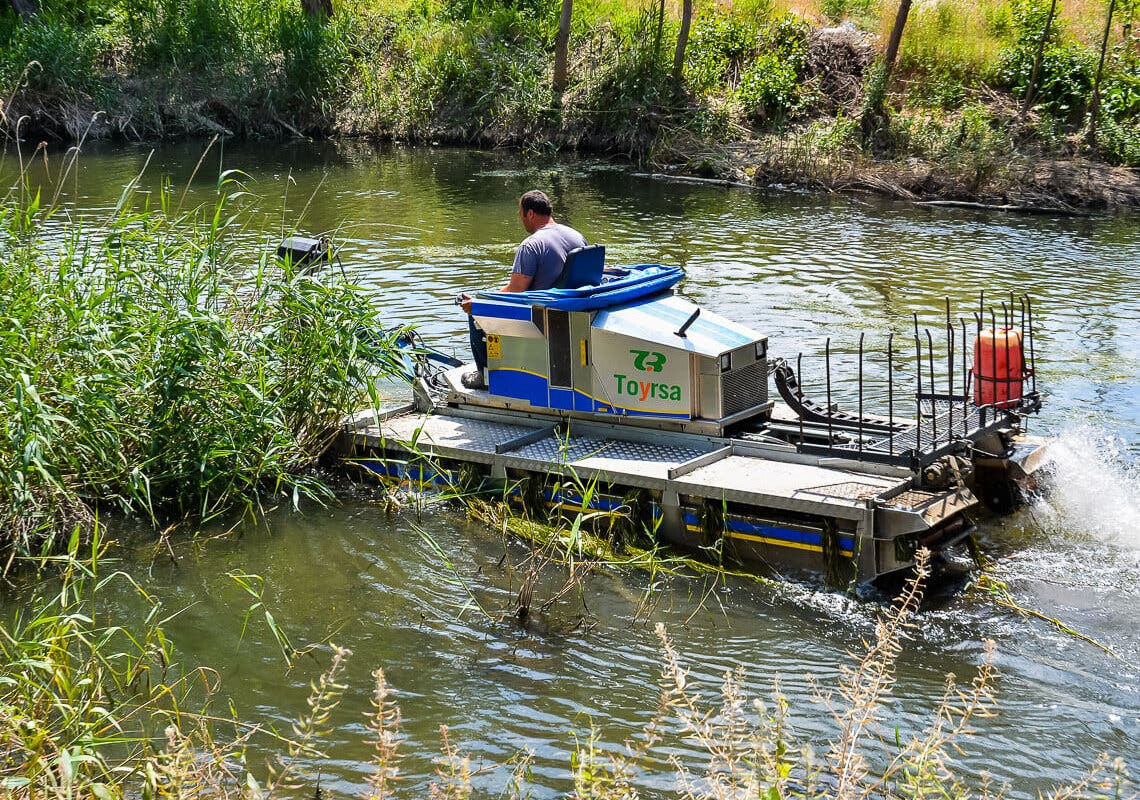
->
[342,395,1036,586]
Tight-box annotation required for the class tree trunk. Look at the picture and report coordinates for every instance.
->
[672,0,693,83]
[880,0,912,85]
[552,0,573,103]
[1087,0,1117,147]
[9,0,39,18]
[860,0,911,134]
[1021,0,1058,120]
[302,0,333,18]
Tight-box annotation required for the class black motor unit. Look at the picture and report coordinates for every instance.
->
[276,236,329,268]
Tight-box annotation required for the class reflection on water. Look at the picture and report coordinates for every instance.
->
[4,140,1140,795]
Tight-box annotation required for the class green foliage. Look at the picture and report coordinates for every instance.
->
[353,4,550,141]
[989,0,1097,122]
[1098,52,1140,165]
[1100,51,1140,120]
[1008,0,1061,41]
[573,5,677,145]
[0,166,400,559]
[898,0,1007,98]
[1099,113,1140,165]
[812,113,861,152]
[0,541,195,793]
[983,1,1016,37]
[277,4,353,107]
[0,0,1133,180]
[737,52,801,122]
[908,68,968,109]
[820,0,878,26]
[735,14,810,124]
[684,5,766,93]
[126,0,245,72]
[0,16,107,98]
[439,0,545,21]
[889,103,1012,184]
[994,39,1096,120]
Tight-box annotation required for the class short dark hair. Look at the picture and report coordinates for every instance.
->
[519,190,553,216]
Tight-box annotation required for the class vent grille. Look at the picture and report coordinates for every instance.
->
[721,359,768,416]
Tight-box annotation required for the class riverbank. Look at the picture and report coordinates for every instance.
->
[2,0,1137,211]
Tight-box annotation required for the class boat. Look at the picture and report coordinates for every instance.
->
[342,249,1048,587]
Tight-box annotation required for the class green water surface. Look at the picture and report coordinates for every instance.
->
[4,139,1140,797]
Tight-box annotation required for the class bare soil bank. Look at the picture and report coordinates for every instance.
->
[5,93,1137,214]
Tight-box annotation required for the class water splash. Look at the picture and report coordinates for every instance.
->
[1033,424,1140,550]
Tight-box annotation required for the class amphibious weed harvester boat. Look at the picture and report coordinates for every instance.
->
[344,246,1047,587]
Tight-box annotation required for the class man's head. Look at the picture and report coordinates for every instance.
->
[519,190,553,233]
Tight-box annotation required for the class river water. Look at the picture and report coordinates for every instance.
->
[5,139,1140,796]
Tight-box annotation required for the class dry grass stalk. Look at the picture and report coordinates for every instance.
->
[266,644,352,794]
[827,548,930,799]
[430,725,474,800]
[506,747,536,800]
[1047,754,1136,800]
[5,537,1128,799]
[365,667,403,800]
[862,640,1000,798]
[658,622,812,800]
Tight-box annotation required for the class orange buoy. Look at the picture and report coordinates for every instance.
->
[972,328,1024,408]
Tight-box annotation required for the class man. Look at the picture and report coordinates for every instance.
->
[459,190,587,389]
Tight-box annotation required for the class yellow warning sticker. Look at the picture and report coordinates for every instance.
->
[487,334,502,360]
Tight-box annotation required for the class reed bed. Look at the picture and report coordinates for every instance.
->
[0,151,402,566]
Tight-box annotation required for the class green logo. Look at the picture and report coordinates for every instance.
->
[631,349,666,372]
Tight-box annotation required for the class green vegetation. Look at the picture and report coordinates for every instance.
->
[0,0,1136,203]
[3,545,1134,798]
[0,147,400,565]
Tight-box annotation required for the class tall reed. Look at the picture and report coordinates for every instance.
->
[0,161,402,563]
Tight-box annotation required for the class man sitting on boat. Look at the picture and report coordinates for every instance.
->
[458,189,586,389]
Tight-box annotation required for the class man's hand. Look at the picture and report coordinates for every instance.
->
[458,292,473,314]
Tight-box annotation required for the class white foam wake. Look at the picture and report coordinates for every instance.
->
[1032,424,1140,551]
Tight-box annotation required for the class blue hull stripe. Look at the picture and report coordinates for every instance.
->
[354,463,853,556]
[682,512,854,556]
[470,300,534,321]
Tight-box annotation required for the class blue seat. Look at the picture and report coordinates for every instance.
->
[555,244,605,289]
[476,263,683,312]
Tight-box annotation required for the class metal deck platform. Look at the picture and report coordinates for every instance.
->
[346,403,980,582]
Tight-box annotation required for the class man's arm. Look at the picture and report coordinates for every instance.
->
[459,272,533,314]
[502,272,533,292]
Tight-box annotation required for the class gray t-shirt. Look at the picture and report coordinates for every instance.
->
[512,223,588,290]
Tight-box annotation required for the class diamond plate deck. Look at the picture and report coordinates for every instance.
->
[511,435,610,463]
[372,414,543,455]
[838,400,986,455]
[571,439,711,480]
[885,489,941,510]
[363,413,912,511]
[673,455,903,516]
[799,481,885,501]
[506,436,712,480]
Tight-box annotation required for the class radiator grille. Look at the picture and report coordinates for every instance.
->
[721,359,768,416]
